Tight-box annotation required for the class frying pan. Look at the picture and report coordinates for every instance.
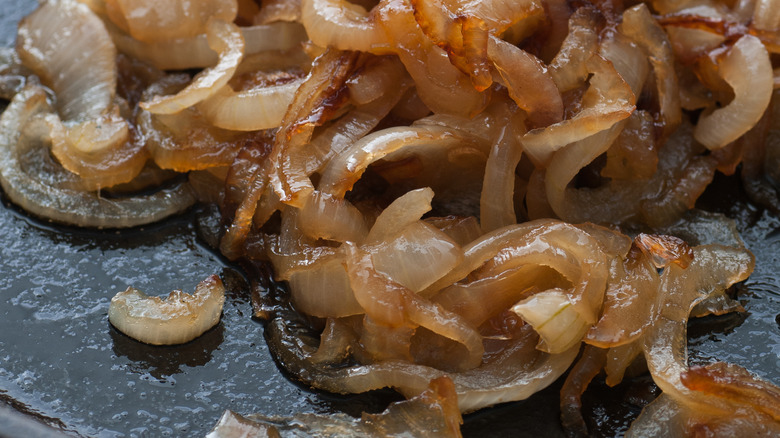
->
[1,2,778,436]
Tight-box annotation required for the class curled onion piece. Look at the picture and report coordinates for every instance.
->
[752,0,780,31]
[141,19,245,115]
[549,6,601,92]
[619,3,681,138]
[370,221,463,293]
[319,125,479,198]
[428,219,611,327]
[17,0,115,121]
[585,244,659,348]
[106,0,238,43]
[479,104,525,233]
[522,54,635,166]
[694,35,773,150]
[366,187,434,244]
[198,48,311,131]
[0,86,196,228]
[487,36,562,128]
[639,245,754,412]
[346,242,480,371]
[269,49,359,207]
[207,377,462,438]
[266,309,578,412]
[16,0,149,189]
[108,274,225,345]
[297,190,368,242]
[287,252,363,318]
[300,0,388,52]
[199,78,303,131]
[108,22,307,71]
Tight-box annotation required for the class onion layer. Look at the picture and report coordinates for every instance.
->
[108,275,225,345]
[694,35,773,150]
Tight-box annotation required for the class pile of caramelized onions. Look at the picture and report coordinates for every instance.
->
[2,0,780,435]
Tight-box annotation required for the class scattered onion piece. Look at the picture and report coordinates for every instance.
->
[108,275,226,346]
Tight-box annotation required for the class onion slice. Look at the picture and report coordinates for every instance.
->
[108,275,225,346]
[16,0,116,121]
[0,86,196,228]
[199,78,303,131]
[694,35,773,150]
[300,0,388,52]
[109,22,307,71]
[105,0,238,43]
[207,377,462,437]
[511,288,588,354]
[522,54,635,166]
[141,19,245,115]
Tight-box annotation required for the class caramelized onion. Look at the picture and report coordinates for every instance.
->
[17,0,115,121]
[0,86,196,228]
[141,19,244,114]
[694,35,773,150]
[106,0,238,43]
[207,377,462,438]
[7,1,780,435]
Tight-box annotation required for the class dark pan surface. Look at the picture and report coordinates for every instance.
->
[0,2,779,436]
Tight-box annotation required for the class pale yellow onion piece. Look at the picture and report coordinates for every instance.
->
[198,78,303,131]
[16,0,115,121]
[297,190,369,243]
[694,35,773,150]
[109,22,307,71]
[753,0,780,31]
[664,26,726,63]
[106,0,238,43]
[371,221,463,293]
[544,121,626,222]
[288,254,363,318]
[365,187,434,244]
[141,19,244,114]
[108,275,225,345]
[300,0,388,52]
[511,288,588,354]
[319,125,470,198]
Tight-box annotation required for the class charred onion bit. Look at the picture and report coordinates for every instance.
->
[108,274,226,346]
